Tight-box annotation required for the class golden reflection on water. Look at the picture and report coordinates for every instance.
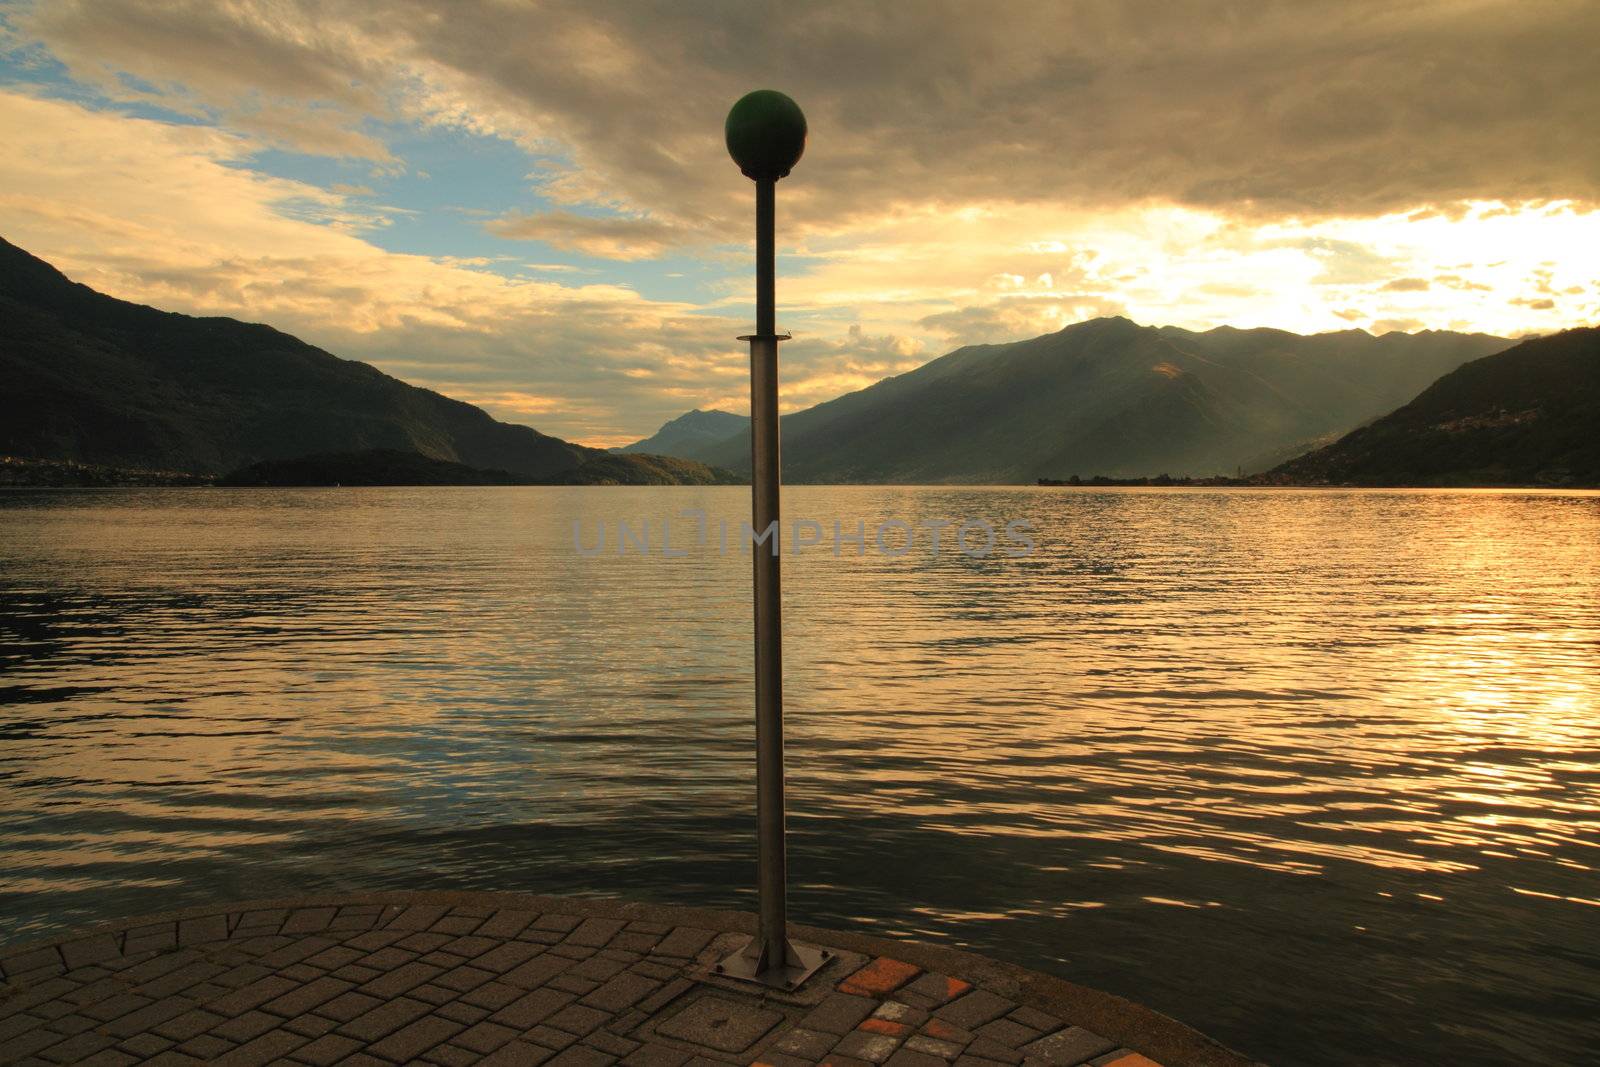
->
[2,486,1599,1066]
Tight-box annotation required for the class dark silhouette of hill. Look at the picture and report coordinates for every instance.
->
[1268,327,1600,487]
[680,317,1510,482]
[216,447,737,487]
[0,236,598,478]
[535,453,744,485]
[616,409,748,456]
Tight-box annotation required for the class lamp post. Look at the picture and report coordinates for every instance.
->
[715,89,831,991]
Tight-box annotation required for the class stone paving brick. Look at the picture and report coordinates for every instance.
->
[214,962,277,990]
[546,1002,611,1037]
[619,1042,692,1067]
[964,1038,1022,1064]
[303,946,364,971]
[454,1019,520,1054]
[922,1020,976,1045]
[476,911,538,939]
[286,1032,362,1065]
[771,1025,838,1058]
[330,964,383,984]
[1018,1027,1116,1065]
[438,1000,491,1024]
[835,1030,906,1064]
[442,934,499,958]
[342,930,407,952]
[431,915,485,936]
[312,990,382,1023]
[975,1018,1041,1048]
[861,1018,914,1038]
[207,975,301,1016]
[177,914,230,947]
[550,972,600,995]
[905,1034,965,1059]
[59,935,122,971]
[436,963,497,992]
[524,1023,578,1050]
[212,1009,284,1043]
[1088,1052,1159,1067]
[503,953,573,989]
[115,1032,173,1057]
[74,1048,139,1067]
[841,958,922,998]
[800,992,879,1035]
[1008,1007,1061,1033]
[282,909,338,935]
[648,928,715,959]
[154,1007,228,1041]
[566,919,627,948]
[884,1050,949,1067]
[606,932,660,954]
[399,931,456,954]
[489,986,574,1028]
[0,897,1204,1067]
[336,995,433,1042]
[462,980,523,1011]
[260,937,338,970]
[126,928,180,956]
[546,1044,617,1067]
[581,971,660,1013]
[101,995,200,1038]
[175,1033,235,1059]
[38,1029,117,1062]
[367,1014,464,1061]
[263,976,353,1018]
[211,1026,308,1065]
[903,974,973,1006]
[874,1001,930,1027]
[570,955,629,982]
[284,1012,339,1038]
[386,905,449,932]
[413,982,463,1006]
[475,941,545,974]
[583,1029,639,1057]
[426,1043,482,1067]
[355,959,443,999]
[628,960,679,982]
[933,991,1017,1031]
[479,1040,557,1066]
[80,991,154,1023]
[750,1053,808,1067]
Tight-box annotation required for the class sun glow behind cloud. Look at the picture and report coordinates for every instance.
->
[1,1,1596,446]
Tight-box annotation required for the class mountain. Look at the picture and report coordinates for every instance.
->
[1268,327,1600,487]
[219,448,526,486]
[616,408,749,458]
[687,317,1512,482]
[534,453,744,486]
[0,236,597,478]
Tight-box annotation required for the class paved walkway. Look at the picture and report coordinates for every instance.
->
[0,893,1250,1067]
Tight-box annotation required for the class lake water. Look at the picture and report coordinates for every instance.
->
[2,486,1598,1065]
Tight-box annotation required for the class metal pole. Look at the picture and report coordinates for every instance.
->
[749,177,787,974]
[717,87,828,991]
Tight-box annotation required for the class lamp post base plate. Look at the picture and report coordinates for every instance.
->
[713,937,832,991]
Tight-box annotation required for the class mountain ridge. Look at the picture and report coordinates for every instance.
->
[0,236,599,478]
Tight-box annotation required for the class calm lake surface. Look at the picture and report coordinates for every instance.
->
[2,486,1598,1065]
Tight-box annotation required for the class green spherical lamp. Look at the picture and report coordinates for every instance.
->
[725,90,807,181]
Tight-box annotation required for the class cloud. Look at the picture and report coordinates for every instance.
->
[486,210,694,260]
[0,90,755,446]
[14,0,1600,230]
[1381,277,1431,292]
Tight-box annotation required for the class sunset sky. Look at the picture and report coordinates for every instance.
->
[2,0,1597,445]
